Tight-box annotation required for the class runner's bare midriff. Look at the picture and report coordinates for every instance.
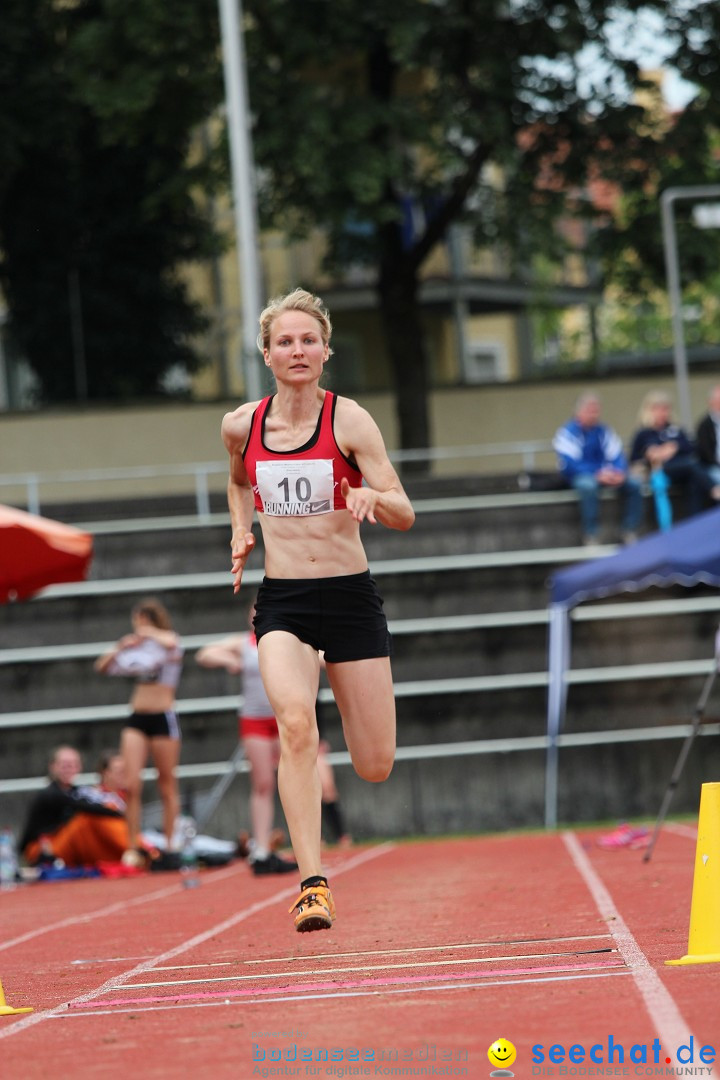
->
[259,509,368,578]
[130,683,176,713]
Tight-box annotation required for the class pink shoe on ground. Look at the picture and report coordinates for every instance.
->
[597,823,649,849]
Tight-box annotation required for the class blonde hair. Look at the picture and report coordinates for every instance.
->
[638,390,672,428]
[257,288,333,355]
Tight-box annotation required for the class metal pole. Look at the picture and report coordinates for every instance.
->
[660,185,720,433]
[660,192,691,432]
[643,657,719,863]
[194,467,211,524]
[217,0,264,401]
[545,603,570,829]
[68,268,88,402]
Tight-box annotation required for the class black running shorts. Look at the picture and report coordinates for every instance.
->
[253,570,392,663]
[125,711,181,739]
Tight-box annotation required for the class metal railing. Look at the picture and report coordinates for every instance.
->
[4,593,720,668]
[0,440,554,519]
[3,722,720,798]
[0,462,228,521]
[3,657,719,734]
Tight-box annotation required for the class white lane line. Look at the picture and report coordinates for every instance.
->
[151,962,237,971]
[0,842,395,1042]
[0,861,245,955]
[663,823,698,839]
[52,969,632,1017]
[119,948,616,990]
[72,956,154,966]
[73,958,238,969]
[563,831,717,1078]
[244,933,612,965]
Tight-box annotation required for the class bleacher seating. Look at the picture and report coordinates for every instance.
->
[2,472,720,839]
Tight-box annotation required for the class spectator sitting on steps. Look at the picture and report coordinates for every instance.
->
[695,383,720,489]
[19,745,130,869]
[630,390,720,523]
[553,391,643,546]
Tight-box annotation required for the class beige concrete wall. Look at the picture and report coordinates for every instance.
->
[461,374,719,469]
[1,374,717,506]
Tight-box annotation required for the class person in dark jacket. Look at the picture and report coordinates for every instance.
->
[630,390,720,520]
[20,745,128,867]
[695,384,720,488]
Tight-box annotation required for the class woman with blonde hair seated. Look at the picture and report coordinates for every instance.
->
[629,390,720,526]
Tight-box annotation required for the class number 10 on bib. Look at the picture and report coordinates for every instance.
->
[256,459,335,516]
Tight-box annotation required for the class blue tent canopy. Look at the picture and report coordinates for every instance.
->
[544,505,720,829]
[551,506,720,608]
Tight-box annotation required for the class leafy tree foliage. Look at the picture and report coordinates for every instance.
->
[588,5,720,373]
[599,3,720,293]
[243,0,720,455]
[0,0,225,403]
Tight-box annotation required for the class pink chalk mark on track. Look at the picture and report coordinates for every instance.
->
[70,957,625,1009]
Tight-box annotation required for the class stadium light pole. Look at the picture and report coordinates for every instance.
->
[660,184,720,432]
[218,0,264,400]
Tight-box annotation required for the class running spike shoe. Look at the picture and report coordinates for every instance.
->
[289,883,336,932]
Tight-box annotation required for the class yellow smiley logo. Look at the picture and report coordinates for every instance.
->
[488,1039,517,1069]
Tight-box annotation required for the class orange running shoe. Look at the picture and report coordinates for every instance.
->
[289,883,336,933]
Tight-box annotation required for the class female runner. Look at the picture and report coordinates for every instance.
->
[221,288,414,931]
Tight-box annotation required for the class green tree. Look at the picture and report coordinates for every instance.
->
[243,0,719,459]
[0,0,225,403]
[597,4,720,300]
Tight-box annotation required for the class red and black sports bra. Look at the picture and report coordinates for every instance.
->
[242,391,363,516]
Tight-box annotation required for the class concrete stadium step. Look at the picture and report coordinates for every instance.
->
[0,621,495,711]
[3,654,717,753]
[74,489,661,580]
[1,551,575,646]
[25,472,519,526]
[4,472,719,841]
[5,599,718,715]
[4,674,719,841]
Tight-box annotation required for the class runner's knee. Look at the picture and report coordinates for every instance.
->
[278,708,318,759]
[353,751,394,783]
[251,771,276,797]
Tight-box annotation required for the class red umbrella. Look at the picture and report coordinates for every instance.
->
[0,504,93,603]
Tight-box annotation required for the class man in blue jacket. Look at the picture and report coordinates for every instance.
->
[553,391,643,545]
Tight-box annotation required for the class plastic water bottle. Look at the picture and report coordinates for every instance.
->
[180,821,200,889]
[0,829,18,890]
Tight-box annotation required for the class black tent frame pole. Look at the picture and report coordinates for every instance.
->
[643,655,719,863]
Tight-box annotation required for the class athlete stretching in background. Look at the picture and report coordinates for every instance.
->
[196,603,297,876]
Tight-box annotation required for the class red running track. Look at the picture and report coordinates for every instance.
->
[0,828,717,1080]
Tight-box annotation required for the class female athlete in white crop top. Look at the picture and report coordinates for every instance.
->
[95,598,183,855]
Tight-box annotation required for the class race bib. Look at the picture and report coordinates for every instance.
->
[256,459,334,516]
